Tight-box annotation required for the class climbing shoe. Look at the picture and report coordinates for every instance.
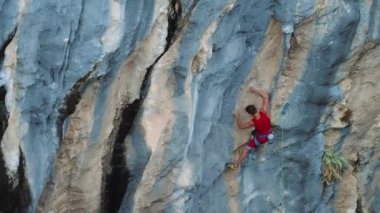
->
[225,162,239,170]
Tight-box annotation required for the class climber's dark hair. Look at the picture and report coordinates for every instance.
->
[245,105,257,115]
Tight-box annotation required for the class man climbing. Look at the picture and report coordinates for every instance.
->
[226,86,272,170]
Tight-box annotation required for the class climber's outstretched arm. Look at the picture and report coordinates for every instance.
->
[234,112,254,129]
[250,86,269,114]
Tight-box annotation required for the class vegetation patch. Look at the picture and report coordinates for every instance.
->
[322,150,347,185]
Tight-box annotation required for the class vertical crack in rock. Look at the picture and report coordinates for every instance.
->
[167,0,182,49]
[175,0,198,35]
[166,0,182,51]
[56,0,84,83]
[56,25,74,82]
[54,0,91,142]
[0,87,7,143]
[0,27,17,67]
[269,27,293,105]
[0,87,31,212]
[367,0,378,40]
[102,1,182,212]
[352,158,364,213]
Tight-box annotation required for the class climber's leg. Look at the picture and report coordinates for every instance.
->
[235,147,249,166]
[226,138,256,170]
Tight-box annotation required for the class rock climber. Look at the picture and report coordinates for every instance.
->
[226,86,272,170]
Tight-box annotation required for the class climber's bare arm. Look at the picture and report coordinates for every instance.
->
[250,86,269,114]
[234,112,254,129]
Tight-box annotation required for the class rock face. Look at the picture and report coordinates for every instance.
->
[0,0,379,212]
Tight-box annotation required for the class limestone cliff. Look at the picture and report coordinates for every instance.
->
[0,0,379,212]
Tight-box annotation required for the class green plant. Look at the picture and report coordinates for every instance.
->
[322,150,347,185]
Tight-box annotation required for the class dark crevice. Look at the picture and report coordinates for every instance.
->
[0,86,7,141]
[356,195,363,213]
[0,87,9,208]
[166,0,182,51]
[102,99,139,213]
[174,0,198,40]
[0,27,17,67]
[56,70,93,142]
[0,86,31,211]
[102,1,182,212]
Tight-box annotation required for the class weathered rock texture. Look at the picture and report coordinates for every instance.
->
[0,0,379,212]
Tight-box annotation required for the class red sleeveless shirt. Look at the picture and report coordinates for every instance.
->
[252,111,271,143]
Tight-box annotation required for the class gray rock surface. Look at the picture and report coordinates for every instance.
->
[0,0,379,212]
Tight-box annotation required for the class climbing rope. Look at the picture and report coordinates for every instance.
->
[279,126,285,210]
[272,126,285,212]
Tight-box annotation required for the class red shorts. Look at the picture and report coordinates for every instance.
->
[247,136,267,149]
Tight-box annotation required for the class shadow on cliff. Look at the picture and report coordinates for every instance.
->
[0,86,31,212]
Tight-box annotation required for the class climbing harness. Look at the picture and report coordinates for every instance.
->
[253,135,261,147]
[251,130,274,145]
